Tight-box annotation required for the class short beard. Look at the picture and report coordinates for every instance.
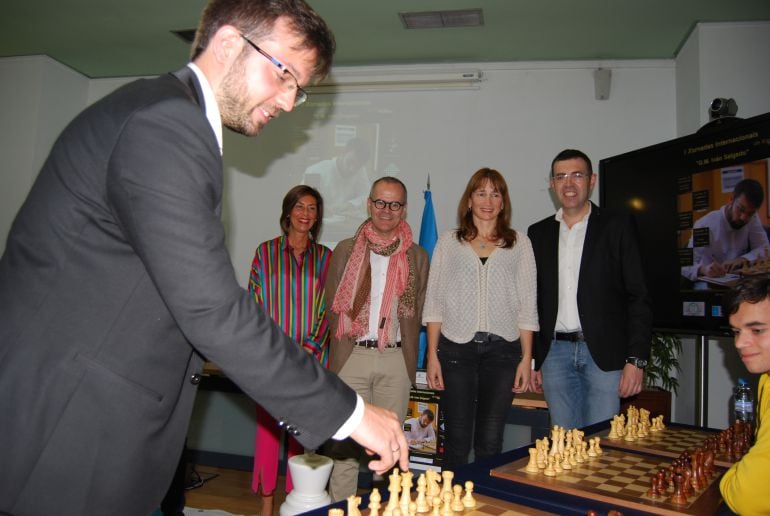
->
[217,55,261,137]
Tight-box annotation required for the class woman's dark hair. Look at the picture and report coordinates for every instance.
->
[280,185,323,240]
[456,167,517,249]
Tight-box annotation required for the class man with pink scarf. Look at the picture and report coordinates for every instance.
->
[325,176,429,501]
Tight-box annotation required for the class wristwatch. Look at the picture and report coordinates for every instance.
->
[625,357,648,369]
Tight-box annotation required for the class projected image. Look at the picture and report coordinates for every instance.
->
[302,130,375,242]
[679,159,770,289]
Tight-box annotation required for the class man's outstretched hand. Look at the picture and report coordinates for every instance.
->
[350,402,409,474]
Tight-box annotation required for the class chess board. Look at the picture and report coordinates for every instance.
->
[490,448,725,516]
[586,425,735,468]
[353,494,556,516]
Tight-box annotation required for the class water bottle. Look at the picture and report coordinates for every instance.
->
[734,378,754,423]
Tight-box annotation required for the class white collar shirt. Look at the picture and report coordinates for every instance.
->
[555,204,592,333]
[361,251,402,342]
[187,63,223,155]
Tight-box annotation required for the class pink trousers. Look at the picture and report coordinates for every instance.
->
[252,404,303,495]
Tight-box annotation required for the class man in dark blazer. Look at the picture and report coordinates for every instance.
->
[324,176,429,501]
[0,1,407,514]
[527,149,653,429]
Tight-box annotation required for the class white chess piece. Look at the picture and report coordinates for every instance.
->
[462,481,477,509]
[369,488,382,516]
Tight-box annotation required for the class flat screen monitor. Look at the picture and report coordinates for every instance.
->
[599,112,770,334]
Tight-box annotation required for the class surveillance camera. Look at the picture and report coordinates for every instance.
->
[708,97,738,120]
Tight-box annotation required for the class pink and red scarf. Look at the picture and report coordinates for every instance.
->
[331,219,416,350]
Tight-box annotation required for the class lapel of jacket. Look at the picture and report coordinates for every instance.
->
[171,66,205,111]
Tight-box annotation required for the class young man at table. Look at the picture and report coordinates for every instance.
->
[720,275,770,515]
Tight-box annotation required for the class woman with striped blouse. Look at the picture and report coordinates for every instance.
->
[248,185,331,516]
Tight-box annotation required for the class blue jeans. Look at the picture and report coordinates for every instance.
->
[540,339,621,429]
[438,333,521,471]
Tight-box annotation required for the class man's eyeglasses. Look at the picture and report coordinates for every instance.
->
[240,34,308,107]
[370,198,404,211]
[552,171,590,183]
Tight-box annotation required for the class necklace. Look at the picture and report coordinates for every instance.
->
[477,235,495,249]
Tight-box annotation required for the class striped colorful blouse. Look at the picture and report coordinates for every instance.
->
[248,236,331,366]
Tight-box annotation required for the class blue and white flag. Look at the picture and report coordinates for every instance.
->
[417,188,438,369]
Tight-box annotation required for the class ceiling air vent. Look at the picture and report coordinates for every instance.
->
[399,9,484,30]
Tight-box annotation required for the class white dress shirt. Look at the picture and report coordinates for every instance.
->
[554,204,591,333]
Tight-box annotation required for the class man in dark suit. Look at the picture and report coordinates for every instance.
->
[527,149,653,429]
[0,1,407,514]
[324,176,429,501]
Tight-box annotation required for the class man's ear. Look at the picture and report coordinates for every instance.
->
[210,25,244,65]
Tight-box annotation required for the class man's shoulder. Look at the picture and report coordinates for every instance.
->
[410,242,429,260]
[527,214,557,235]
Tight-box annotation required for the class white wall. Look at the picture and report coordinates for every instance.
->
[676,21,770,136]
[223,60,676,284]
[0,56,88,251]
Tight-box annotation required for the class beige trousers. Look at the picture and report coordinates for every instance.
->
[326,346,411,502]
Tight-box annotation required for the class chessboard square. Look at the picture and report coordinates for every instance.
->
[611,475,635,484]
[584,475,609,483]
[596,483,624,493]
[599,468,623,477]
[625,468,648,476]
[625,483,648,493]
[559,474,581,484]
[468,504,506,515]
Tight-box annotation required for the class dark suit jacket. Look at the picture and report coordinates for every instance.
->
[0,67,355,516]
[527,202,653,372]
[325,237,429,385]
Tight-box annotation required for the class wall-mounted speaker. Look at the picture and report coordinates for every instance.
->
[594,68,612,100]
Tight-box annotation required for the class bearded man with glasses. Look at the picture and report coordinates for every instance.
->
[527,149,653,430]
[0,1,410,514]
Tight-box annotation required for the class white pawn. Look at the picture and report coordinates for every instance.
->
[369,488,382,516]
[594,437,603,455]
[416,474,430,513]
[463,481,477,509]
[452,485,464,512]
[440,490,453,516]
[544,456,556,477]
[587,438,598,457]
[525,448,539,473]
[431,496,441,516]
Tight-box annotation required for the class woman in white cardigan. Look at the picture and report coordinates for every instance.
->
[423,167,539,471]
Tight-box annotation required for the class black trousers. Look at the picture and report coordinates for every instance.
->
[437,334,521,471]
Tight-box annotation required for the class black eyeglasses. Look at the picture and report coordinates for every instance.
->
[240,34,308,107]
[370,198,404,211]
